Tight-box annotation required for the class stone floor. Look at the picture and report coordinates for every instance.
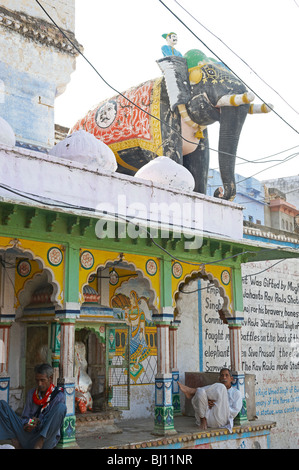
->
[73,415,276,449]
[0,414,276,450]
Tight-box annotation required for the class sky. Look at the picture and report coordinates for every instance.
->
[54,0,299,183]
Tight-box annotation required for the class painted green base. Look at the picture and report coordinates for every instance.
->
[154,405,176,435]
[172,393,181,415]
[234,399,248,425]
[57,415,77,448]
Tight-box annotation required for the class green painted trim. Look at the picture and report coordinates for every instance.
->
[231,267,244,313]
[154,405,176,434]
[234,399,248,424]
[160,259,172,308]
[64,246,80,303]
[57,415,77,448]
[0,200,295,273]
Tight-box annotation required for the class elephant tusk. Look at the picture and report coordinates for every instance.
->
[216,91,255,107]
[248,103,274,114]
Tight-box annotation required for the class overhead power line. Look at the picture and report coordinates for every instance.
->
[35,0,298,185]
[158,0,299,135]
[0,179,288,269]
[173,0,299,115]
[178,259,286,294]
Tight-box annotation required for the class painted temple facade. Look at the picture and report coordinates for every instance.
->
[0,1,298,450]
[0,143,297,447]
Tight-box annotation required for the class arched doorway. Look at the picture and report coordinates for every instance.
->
[0,244,62,402]
[77,257,158,418]
[174,266,233,376]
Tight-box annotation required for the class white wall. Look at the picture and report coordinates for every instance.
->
[176,258,299,449]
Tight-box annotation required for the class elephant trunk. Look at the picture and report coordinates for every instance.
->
[218,104,249,200]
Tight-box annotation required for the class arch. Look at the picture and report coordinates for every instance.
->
[173,266,232,322]
[81,258,158,316]
[0,244,61,317]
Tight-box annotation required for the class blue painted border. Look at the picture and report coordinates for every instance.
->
[198,279,203,371]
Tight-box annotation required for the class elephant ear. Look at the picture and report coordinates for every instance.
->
[157,56,191,111]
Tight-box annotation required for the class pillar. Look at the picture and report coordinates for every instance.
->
[0,252,16,403]
[50,322,61,385]
[56,304,79,447]
[169,320,181,415]
[152,257,177,435]
[153,309,176,435]
[229,266,248,424]
[0,323,11,402]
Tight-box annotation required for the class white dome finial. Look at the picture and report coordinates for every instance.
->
[49,130,117,172]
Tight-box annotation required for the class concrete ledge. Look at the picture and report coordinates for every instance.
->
[73,415,276,450]
[103,421,276,450]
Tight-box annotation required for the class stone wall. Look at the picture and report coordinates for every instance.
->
[177,258,299,449]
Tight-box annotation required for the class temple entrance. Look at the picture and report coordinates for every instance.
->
[77,258,158,420]
[74,323,130,414]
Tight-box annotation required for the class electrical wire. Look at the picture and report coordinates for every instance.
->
[236,151,299,184]
[223,145,299,167]
[242,259,285,279]
[173,0,299,115]
[34,0,203,151]
[35,0,299,168]
[0,180,288,269]
[158,0,299,135]
[178,259,285,294]
[34,1,299,198]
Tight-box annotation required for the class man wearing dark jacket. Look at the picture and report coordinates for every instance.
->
[0,363,66,449]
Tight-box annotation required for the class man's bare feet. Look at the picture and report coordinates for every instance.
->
[11,438,22,449]
[178,382,197,400]
[198,417,208,431]
[33,436,44,449]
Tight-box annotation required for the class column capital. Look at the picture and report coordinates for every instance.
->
[226,313,244,327]
[55,302,80,321]
[152,306,174,323]
[0,320,13,326]
[170,319,181,329]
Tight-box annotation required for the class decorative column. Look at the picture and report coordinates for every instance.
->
[55,243,80,447]
[0,252,16,403]
[153,309,176,435]
[0,323,11,403]
[152,258,176,435]
[229,267,248,424]
[50,322,61,385]
[56,306,78,448]
[169,320,181,415]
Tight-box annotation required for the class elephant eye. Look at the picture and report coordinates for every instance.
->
[207,68,215,75]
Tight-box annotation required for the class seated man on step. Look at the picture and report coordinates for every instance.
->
[178,368,242,433]
[0,363,66,449]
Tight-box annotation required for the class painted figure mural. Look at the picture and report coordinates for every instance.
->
[112,287,155,383]
[125,291,150,375]
[70,48,272,201]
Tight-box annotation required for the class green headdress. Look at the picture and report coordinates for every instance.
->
[184,49,208,69]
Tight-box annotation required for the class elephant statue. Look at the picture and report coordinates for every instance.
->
[70,49,271,200]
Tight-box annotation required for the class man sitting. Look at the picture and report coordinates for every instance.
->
[0,363,66,449]
[178,368,242,433]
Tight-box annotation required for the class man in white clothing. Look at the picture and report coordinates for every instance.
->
[178,368,243,432]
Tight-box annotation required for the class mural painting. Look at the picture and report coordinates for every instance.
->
[111,275,157,384]
[80,251,159,389]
